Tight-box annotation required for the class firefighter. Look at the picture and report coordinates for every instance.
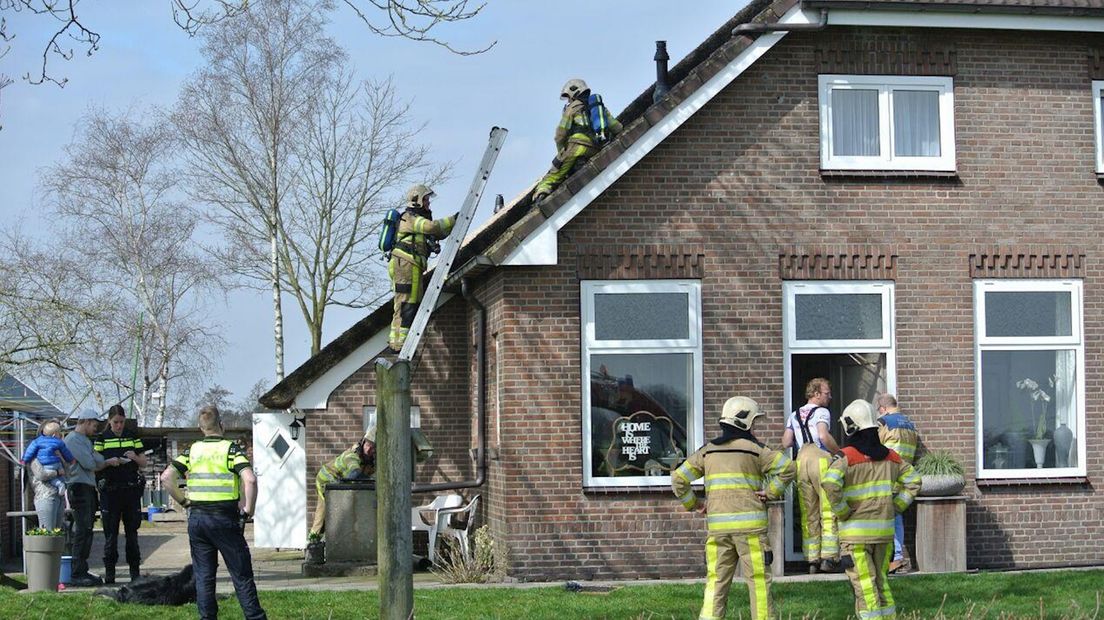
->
[822,400,922,620]
[387,184,456,353]
[531,78,622,202]
[309,427,377,537]
[782,377,842,573]
[875,393,919,573]
[672,396,796,620]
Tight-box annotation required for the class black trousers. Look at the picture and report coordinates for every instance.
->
[189,509,267,620]
[101,486,143,570]
[67,483,98,575]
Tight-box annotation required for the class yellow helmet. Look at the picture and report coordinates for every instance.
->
[560,78,589,100]
[405,183,435,209]
[719,396,762,431]
[840,399,878,436]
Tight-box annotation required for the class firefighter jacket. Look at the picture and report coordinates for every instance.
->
[878,412,919,464]
[822,447,922,544]
[319,447,373,484]
[390,209,456,270]
[553,99,623,150]
[672,437,796,536]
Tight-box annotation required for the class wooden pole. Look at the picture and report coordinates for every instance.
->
[376,357,413,619]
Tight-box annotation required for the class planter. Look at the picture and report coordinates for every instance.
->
[305,541,325,565]
[24,534,64,592]
[918,474,965,497]
[1053,423,1074,468]
[1029,438,1051,469]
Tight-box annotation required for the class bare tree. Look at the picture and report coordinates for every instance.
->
[40,107,223,426]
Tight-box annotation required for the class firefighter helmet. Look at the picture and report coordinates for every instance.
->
[406,183,435,208]
[560,78,589,100]
[719,396,762,431]
[840,399,878,436]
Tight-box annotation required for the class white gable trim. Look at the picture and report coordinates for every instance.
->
[293,293,455,410]
[502,5,814,266]
[828,9,1104,33]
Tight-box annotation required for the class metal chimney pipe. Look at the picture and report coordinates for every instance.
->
[494,194,504,213]
[653,40,670,103]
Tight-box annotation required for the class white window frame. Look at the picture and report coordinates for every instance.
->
[1093,81,1104,173]
[819,74,956,171]
[785,281,894,350]
[363,406,420,434]
[974,279,1086,479]
[581,280,704,488]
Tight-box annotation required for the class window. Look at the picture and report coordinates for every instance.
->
[974,280,1085,478]
[363,406,420,433]
[581,281,703,487]
[1093,81,1104,173]
[784,281,894,350]
[819,75,956,171]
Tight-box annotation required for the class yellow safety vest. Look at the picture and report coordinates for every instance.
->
[184,439,240,503]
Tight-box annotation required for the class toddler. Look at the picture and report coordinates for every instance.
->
[21,421,75,493]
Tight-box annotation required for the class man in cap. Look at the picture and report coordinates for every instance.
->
[309,427,377,537]
[387,184,457,353]
[822,400,922,620]
[65,409,125,586]
[875,393,919,574]
[671,396,795,620]
[532,78,622,203]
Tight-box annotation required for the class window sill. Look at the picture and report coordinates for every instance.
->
[1096,172,1104,181]
[820,169,959,179]
[977,476,1088,487]
[583,485,692,494]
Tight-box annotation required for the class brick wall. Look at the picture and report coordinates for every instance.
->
[488,27,1104,579]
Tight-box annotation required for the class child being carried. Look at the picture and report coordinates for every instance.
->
[21,421,76,493]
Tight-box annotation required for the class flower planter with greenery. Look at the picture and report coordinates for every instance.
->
[915,451,966,497]
[23,527,65,592]
[305,532,325,565]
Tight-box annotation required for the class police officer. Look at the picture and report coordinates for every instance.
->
[161,405,267,620]
[387,184,456,353]
[95,404,148,583]
[309,427,376,537]
[822,400,921,620]
[672,396,795,620]
[875,393,919,573]
[532,78,623,202]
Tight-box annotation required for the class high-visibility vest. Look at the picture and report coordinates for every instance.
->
[185,439,240,503]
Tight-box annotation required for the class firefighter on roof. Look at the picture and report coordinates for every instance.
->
[671,396,795,620]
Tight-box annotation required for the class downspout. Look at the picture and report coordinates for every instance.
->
[412,276,486,493]
[732,7,829,35]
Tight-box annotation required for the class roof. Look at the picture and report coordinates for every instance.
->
[0,373,66,419]
[260,0,1103,410]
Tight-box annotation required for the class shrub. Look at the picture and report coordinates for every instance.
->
[915,451,964,477]
[431,526,504,584]
[25,527,64,536]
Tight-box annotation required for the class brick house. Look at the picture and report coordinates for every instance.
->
[261,0,1104,579]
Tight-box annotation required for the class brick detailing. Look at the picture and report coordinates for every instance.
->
[779,247,897,280]
[968,247,1086,278]
[1090,47,1104,79]
[576,245,705,280]
[815,38,957,76]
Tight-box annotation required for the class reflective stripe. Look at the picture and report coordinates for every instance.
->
[832,499,850,516]
[705,474,762,491]
[185,440,241,502]
[839,519,895,538]
[748,535,769,620]
[822,469,845,487]
[707,512,768,532]
[677,490,697,510]
[853,544,881,617]
[844,482,894,500]
[188,472,234,480]
[677,462,703,480]
[767,453,791,476]
[700,537,720,620]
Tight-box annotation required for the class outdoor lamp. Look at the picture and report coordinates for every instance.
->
[288,415,306,441]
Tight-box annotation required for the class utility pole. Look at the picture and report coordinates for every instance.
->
[377,127,506,620]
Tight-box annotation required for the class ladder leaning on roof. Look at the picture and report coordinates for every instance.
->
[397,126,508,362]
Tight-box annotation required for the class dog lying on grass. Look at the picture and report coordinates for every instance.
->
[96,564,196,606]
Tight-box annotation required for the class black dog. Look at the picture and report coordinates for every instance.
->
[96,564,196,606]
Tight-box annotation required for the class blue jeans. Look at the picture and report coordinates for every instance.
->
[893,513,904,561]
[188,510,267,620]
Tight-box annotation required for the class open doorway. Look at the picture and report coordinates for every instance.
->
[790,353,888,446]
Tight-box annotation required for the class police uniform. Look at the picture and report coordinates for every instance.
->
[533,95,623,199]
[787,404,839,567]
[95,427,145,581]
[878,410,919,564]
[173,437,267,620]
[822,401,922,620]
[672,397,796,620]
[388,207,455,351]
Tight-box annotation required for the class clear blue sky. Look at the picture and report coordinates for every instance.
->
[0,1,745,407]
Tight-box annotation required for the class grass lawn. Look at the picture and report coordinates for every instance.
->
[0,569,1101,619]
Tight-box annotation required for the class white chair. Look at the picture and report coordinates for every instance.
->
[410,494,463,564]
[437,494,480,562]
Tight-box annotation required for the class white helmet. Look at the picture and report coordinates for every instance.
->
[406,183,435,209]
[840,399,878,436]
[719,396,762,431]
[560,78,589,100]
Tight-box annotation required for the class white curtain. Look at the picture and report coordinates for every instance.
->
[893,90,941,157]
[831,89,879,156]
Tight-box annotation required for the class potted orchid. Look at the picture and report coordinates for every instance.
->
[1016,377,1051,468]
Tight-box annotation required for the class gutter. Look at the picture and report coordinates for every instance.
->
[411,276,486,493]
[732,7,829,34]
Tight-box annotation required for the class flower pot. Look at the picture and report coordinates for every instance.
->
[1029,438,1050,469]
[305,541,325,565]
[1053,423,1073,468]
[918,474,965,497]
[23,534,64,592]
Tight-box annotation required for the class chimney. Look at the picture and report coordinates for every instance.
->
[494,194,504,213]
[653,40,670,103]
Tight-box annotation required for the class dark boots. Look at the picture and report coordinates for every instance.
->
[104,565,116,585]
[130,564,141,580]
